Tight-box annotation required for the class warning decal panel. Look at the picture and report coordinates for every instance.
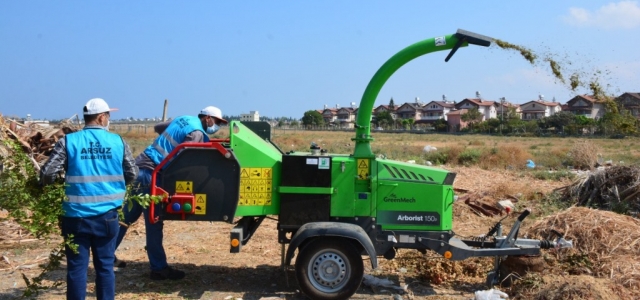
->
[194,194,206,215]
[176,181,193,193]
[239,168,273,206]
[357,159,369,180]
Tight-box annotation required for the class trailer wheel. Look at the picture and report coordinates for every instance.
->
[295,238,364,300]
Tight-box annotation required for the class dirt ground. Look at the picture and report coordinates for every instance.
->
[0,166,570,300]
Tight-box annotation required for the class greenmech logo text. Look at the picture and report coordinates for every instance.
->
[384,193,416,203]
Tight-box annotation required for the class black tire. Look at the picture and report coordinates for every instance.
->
[294,238,364,300]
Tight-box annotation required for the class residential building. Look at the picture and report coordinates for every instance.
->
[519,95,561,120]
[321,107,338,125]
[373,104,397,119]
[494,99,521,119]
[565,95,606,119]
[395,98,424,120]
[419,99,456,123]
[615,92,640,118]
[446,109,468,132]
[335,107,357,128]
[240,111,260,122]
[455,95,496,121]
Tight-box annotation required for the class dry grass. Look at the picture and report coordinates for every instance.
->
[567,139,602,169]
[525,207,640,293]
[511,274,633,300]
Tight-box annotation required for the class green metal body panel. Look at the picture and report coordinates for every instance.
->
[229,121,282,216]
[329,156,357,217]
[374,159,454,231]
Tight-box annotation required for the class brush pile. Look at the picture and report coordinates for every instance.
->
[524,207,640,296]
[0,114,80,170]
[558,165,640,214]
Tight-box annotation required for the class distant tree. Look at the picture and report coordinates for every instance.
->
[301,110,325,127]
[406,118,415,129]
[373,111,393,128]
[277,119,285,127]
[388,98,395,110]
[394,117,404,129]
[600,101,637,135]
[290,120,299,127]
[543,111,576,131]
[461,108,483,130]
[486,118,501,131]
[433,118,448,132]
[401,119,409,130]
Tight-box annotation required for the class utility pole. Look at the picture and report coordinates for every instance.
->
[162,99,168,122]
[500,97,506,135]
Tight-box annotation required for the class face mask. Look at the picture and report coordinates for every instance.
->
[206,124,219,134]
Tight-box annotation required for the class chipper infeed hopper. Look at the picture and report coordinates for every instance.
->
[148,29,572,300]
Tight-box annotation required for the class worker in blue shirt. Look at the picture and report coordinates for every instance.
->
[40,98,138,300]
[114,106,227,280]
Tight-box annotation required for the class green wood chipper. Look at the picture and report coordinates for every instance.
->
[147,29,572,300]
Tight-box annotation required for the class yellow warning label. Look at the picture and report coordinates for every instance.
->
[176,181,193,193]
[194,194,206,215]
[357,159,369,180]
[357,159,369,169]
[239,168,273,206]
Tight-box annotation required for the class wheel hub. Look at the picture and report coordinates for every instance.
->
[308,250,350,292]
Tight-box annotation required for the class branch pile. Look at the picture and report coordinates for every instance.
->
[0,114,80,170]
[525,207,640,293]
[558,166,640,214]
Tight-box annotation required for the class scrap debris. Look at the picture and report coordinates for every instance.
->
[457,191,517,217]
[557,165,640,214]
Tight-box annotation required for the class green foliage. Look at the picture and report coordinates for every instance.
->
[0,140,65,238]
[0,140,70,298]
[301,110,324,127]
[423,150,449,165]
[461,107,483,129]
[373,110,394,128]
[539,111,576,131]
[433,118,448,132]
[457,148,482,166]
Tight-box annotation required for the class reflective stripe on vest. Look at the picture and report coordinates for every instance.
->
[143,116,207,165]
[67,192,127,203]
[66,174,124,183]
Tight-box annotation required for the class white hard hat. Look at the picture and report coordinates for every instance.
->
[200,106,228,124]
[84,98,118,115]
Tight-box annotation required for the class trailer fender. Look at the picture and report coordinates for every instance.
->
[285,222,378,269]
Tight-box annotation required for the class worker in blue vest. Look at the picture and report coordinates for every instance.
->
[114,106,227,280]
[40,98,138,300]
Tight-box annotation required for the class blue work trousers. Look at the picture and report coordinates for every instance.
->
[115,168,168,271]
[61,209,119,300]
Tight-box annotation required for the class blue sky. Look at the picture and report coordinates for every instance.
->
[1,1,639,120]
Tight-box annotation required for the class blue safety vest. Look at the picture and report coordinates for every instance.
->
[64,128,126,217]
[143,116,209,165]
